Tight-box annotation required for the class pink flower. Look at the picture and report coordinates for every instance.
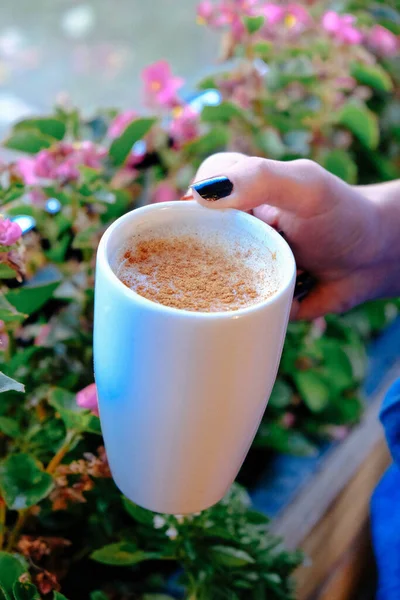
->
[34,324,51,347]
[0,217,22,246]
[282,412,296,429]
[17,157,40,185]
[313,317,327,336]
[368,25,399,57]
[28,189,47,206]
[335,76,357,90]
[322,11,363,45]
[327,425,349,441]
[286,4,310,26]
[212,0,257,40]
[197,0,214,25]
[259,3,310,29]
[0,320,8,353]
[198,0,259,39]
[17,142,106,184]
[108,110,137,139]
[232,85,252,109]
[76,383,99,416]
[217,2,245,39]
[78,141,107,168]
[169,105,199,145]
[260,3,284,25]
[141,60,184,108]
[151,182,177,204]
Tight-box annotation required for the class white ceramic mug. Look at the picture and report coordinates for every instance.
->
[94,201,295,514]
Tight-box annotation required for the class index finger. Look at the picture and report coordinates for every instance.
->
[189,154,327,215]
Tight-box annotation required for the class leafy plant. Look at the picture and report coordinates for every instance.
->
[0,0,398,597]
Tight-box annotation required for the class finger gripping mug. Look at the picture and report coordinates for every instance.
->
[94,201,295,514]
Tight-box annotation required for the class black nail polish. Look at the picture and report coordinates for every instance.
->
[294,273,316,302]
[192,176,233,201]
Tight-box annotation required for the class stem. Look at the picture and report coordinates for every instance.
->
[46,430,77,475]
[6,509,28,552]
[5,431,77,552]
[0,498,5,550]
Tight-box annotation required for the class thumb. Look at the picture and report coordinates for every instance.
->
[190,155,326,215]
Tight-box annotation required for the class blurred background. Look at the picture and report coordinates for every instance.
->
[0,0,218,135]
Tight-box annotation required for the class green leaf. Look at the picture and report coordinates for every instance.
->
[254,128,286,159]
[72,226,100,250]
[351,62,393,93]
[0,454,53,510]
[262,111,303,134]
[0,552,28,599]
[78,165,101,185]
[201,102,247,124]
[255,423,318,456]
[322,149,358,184]
[0,585,8,600]
[196,76,217,90]
[283,430,319,456]
[5,274,61,316]
[184,128,229,156]
[201,526,239,543]
[14,118,66,141]
[13,582,40,600]
[3,131,53,154]
[263,573,282,586]
[0,266,18,280]
[367,152,400,181]
[376,18,400,35]
[48,387,101,434]
[0,296,27,324]
[0,417,20,438]
[243,15,264,34]
[109,118,156,166]
[338,102,379,150]
[45,233,71,264]
[293,371,331,412]
[122,497,154,526]
[323,394,363,426]
[0,372,24,394]
[268,380,292,409]
[53,593,69,600]
[91,543,161,566]
[253,41,272,57]
[210,546,255,567]
[267,57,316,89]
[89,593,108,600]
[316,339,354,391]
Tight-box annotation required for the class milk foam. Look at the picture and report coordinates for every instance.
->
[113,222,281,311]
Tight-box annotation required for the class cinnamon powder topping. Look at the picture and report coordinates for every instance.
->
[115,234,277,313]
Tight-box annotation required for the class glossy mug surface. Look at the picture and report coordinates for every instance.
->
[94,201,296,514]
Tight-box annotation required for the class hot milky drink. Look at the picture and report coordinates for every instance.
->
[113,224,280,312]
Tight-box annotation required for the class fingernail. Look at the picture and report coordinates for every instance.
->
[294,272,316,302]
[191,176,233,202]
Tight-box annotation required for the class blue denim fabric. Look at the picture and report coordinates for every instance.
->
[371,380,400,600]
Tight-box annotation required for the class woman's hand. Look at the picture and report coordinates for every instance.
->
[189,152,400,320]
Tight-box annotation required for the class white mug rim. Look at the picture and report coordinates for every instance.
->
[97,200,296,319]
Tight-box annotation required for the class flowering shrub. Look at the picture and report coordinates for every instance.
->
[0,1,398,597]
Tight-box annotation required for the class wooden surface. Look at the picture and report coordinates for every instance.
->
[268,365,399,600]
[315,524,375,600]
[270,367,398,550]
[294,437,389,599]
